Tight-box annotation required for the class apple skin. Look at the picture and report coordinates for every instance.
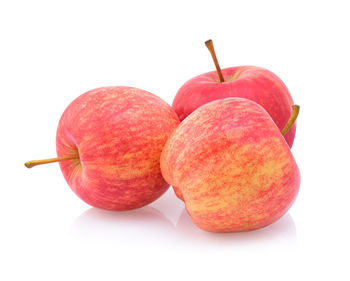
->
[56,86,180,210]
[161,97,300,232]
[172,66,296,147]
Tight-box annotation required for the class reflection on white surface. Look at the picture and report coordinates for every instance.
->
[175,209,297,250]
[71,188,297,252]
[71,206,174,239]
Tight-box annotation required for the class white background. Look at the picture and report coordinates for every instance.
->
[1,0,349,280]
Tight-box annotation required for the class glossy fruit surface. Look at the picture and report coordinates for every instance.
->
[57,86,180,210]
[161,97,300,232]
[173,66,295,147]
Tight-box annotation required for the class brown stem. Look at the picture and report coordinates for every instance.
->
[205,39,225,82]
[24,155,79,168]
[281,105,300,136]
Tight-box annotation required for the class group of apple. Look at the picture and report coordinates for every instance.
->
[26,40,300,233]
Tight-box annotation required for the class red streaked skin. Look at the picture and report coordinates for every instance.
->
[172,66,296,147]
[56,86,180,210]
[161,97,300,232]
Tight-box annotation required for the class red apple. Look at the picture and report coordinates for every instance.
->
[161,97,300,232]
[25,86,180,210]
[172,40,296,147]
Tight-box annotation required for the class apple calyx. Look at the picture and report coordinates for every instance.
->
[205,39,225,83]
[24,154,79,169]
[281,105,300,136]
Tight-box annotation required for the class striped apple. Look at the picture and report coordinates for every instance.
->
[26,86,180,210]
[173,40,296,147]
[161,97,300,232]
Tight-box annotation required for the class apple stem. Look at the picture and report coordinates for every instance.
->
[205,39,225,82]
[24,155,79,169]
[281,105,300,136]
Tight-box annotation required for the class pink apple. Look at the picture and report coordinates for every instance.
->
[161,97,300,232]
[172,40,296,147]
[25,86,180,210]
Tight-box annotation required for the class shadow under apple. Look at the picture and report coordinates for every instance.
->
[175,208,297,250]
[70,206,175,245]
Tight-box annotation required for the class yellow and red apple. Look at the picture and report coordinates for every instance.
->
[173,40,296,147]
[25,86,180,210]
[161,97,300,232]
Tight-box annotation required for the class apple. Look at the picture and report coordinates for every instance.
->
[25,86,180,210]
[172,39,296,147]
[160,97,300,232]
